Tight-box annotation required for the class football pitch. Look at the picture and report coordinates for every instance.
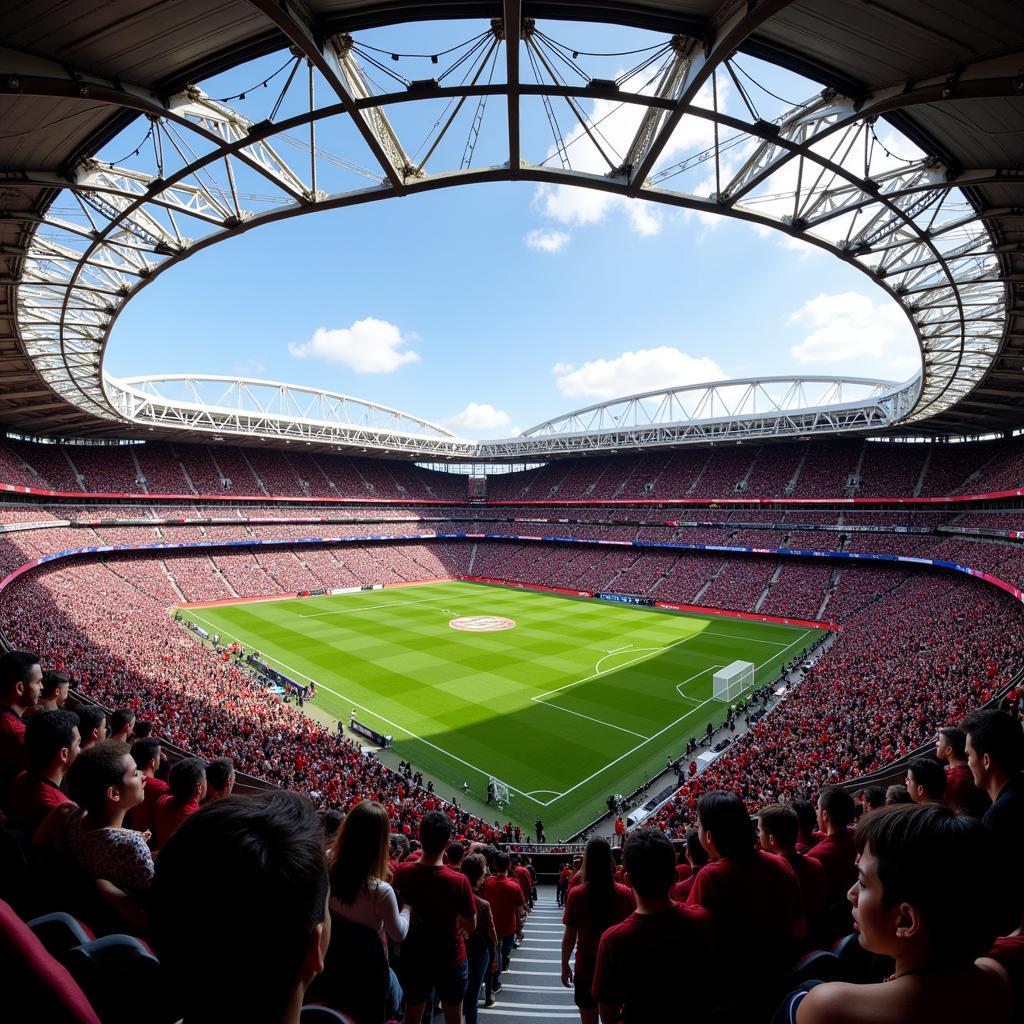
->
[179,581,823,837]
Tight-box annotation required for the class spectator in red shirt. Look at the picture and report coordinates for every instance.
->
[792,805,1008,1024]
[393,810,476,1024]
[936,726,990,818]
[153,756,206,850]
[905,757,947,804]
[592,828,714,1024]
[151,792,332,1024]
[482,849,525,994]
[204,756,235,802]
[512,852,534,914]
[6,709,79,834]
[561,836,635,1024]
[129,737,167,835]
[0,650,42,805]
[806,784,858,935]
[793,797,822,854]
[76,706,107,751]
[757,802,827,950]
[669,828,708,903]
[689,791,803,1018]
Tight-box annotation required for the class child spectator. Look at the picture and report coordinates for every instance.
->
[150,791,333,1024]
[791,804,1008,1024]
[561,836,635,1024]
[592,829,714,1023]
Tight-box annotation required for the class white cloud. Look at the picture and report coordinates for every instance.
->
[787,292,919,373]
[524,228,570,253]
[554,347,725,400]
[443,402,515,437]
[288,318,419,373]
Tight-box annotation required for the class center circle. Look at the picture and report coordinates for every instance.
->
[449,615,516,632]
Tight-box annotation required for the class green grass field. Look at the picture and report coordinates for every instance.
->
[178,581,822,837]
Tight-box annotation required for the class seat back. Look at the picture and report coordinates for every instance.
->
[0,899,101,1024]
[28,911,94,964]
[788,949,840,985]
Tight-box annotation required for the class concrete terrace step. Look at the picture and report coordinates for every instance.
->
[478,890,576,1023]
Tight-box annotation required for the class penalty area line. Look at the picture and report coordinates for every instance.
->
[182,611,549,807]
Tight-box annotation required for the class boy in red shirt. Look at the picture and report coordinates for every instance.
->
[394,810,476,1024]
[593,829,714,1024]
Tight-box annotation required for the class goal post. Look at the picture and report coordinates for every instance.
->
[713,660,755,702]
[488,777,511,806]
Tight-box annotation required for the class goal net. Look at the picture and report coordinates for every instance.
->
[489,778,511,806]
[713,661,755,702]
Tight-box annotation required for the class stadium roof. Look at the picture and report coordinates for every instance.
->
[1,0,1021,454]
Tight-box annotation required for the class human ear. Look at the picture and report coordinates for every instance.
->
[893,901,922,940]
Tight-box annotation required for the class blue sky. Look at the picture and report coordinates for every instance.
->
[100,18,921,438]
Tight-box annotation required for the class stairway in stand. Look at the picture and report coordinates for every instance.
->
[479,887,577,1021]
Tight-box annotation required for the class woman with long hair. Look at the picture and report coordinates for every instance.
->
[327,800,410,1019]
[560,836,635,1024]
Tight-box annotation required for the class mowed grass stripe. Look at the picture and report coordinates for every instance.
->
[183,582,823,835]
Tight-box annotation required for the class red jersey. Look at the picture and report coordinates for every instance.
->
[132,776,170,834]
[0,705,28,803]
[806,830,857,907]
[153,794,200,849]
[393,861,475,969]
[513,864,533,902]
[771,850,827,949]
[6,771,72,834]
[563,882,635,980]
[483,874,524,937]
[593,904,715,1023]
[945,763,991,818]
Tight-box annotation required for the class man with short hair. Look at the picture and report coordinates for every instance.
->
[905,757,947,804]
[150,791,333,1024]
[937,725,990,817]
[393,810,476,1024]
[806,785,858,913]
[153,757,207,850]
[37,670,70,713]
[512,852,534,913]
[593,829,714,1024]
[204,756,235,802]
[130,737,167,834]
[108,709,136,744]
[484,849,525,995]
[76,705,107,750]
[757,802,827,949]
[0,650,43,804]
[6,709,80,833]
[445,840,464,869]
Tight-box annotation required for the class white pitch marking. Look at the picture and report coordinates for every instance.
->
[300,594,452,617]
[183,611,549,807]
[533,699,650,740]
[675,665,723,701]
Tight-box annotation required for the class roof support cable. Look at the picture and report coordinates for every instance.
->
[268,56,303,123]
[526,43,570,169]
[461,43,501,169]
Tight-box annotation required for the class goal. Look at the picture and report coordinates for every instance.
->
[489,777,511,806]
[713,661,755,702]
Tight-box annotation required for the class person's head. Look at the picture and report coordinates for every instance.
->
[319,809,344,842]
[905,758,946,804]
[492,850,510,875]
[621,829,676,900]
[132,719,154,740]
[419,810,451,857]
[960,709,1024,790]
[579,836,615,890]
[151,792,329,1021]
[0,650,42,713]
[684,828,709,869]
[791,798,817,838]
[168,757,207,806]
[65,739,144,817]
[446,840,464,867]
[327,800,391,904]
[757,803,799,854]
[860,786,887,811]
[885,784,914,805]
[936,725,967,763]
[461,852,487,890]
[205,757,235,800]
[77,706,107,748]
[697,791,754,860]
[39,670,70,709]
[108,709,136,741]
[130,737,162,776]
[25,709,80,778]
[816,785,855,834]
[850,804,1001,965]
